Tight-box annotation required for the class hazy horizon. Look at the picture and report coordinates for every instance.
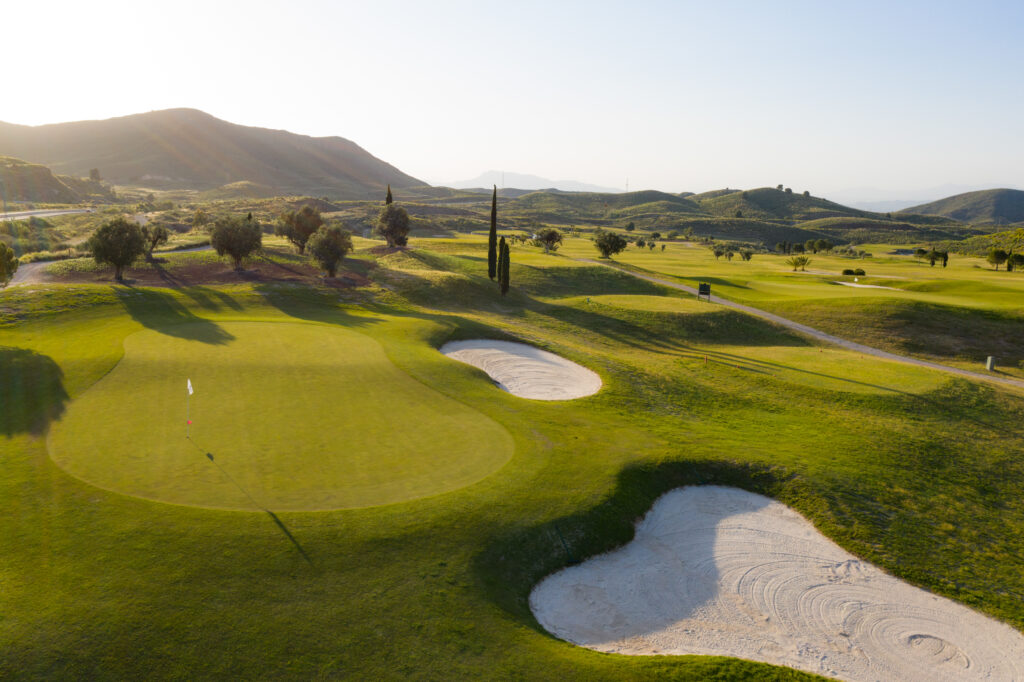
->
[5,0,1023,200]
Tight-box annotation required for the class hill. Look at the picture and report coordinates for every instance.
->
[0,108,424,199]
[797,216,981,244]
[901,188,1024,225]
[506,190,702,224]
[699,187,874,221]
[0,156,113,204]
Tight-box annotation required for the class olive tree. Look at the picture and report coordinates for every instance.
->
[211,213,263,270]
[593,230,628,258]
[0,242,18,288]
[535,227,563,253]
[376,204,410,247]
[141,224,169,260]
[307,224,354,277]
[987,248,1008,270]
[87,217,146,281]
[277,205,323,254]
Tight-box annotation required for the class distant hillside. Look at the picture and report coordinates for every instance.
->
[0,108,424,199]
[901,189,1024,225]
[938,227,1024,257]
[798,217,981,245]
[508,190,701,219]
[699,187,873,221]
[447,171,621,194]
[0,156,112,203]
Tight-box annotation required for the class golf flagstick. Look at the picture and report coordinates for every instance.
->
[186,378,194,438]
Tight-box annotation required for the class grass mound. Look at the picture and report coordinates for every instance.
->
[48,320,513,510]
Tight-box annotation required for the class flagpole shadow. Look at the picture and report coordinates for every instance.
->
[187,437,313,565]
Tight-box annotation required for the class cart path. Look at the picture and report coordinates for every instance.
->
[578,258,1024,391]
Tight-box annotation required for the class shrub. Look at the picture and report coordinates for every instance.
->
[842,269,855,276]
[854,268,865,276]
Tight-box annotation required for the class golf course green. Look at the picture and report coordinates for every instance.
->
[48,320,513,510]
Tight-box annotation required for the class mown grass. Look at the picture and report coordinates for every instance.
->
[1,237,1023,679]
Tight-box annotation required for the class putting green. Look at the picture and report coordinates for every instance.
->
[48,321,514,511]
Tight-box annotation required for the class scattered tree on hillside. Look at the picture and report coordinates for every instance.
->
[376,204,410,247]
[805,239,818,254]
[88,217,146,282]
[497,237,510,296]
[625,222,635,232]
[785,187,793,193]
[192,208,210,231]
[785,255,811,271]
[940,251,949,267]
[307,223,354,277]
[725,250,734,261]
[735,210,743,218]
[1009,253,1024,271]
[712,246,724,259]
[211,213,263,270]
[987,248,1008,270]
[635,238,646,248]
[803,190,810,197]
[385,184,393,205]
[775,242,786,253]
[593,230,628,258]
[488,185,498,280]
[661,244,666,251]
[776,184,784,191]
[739,249,753,261]
[535,227,563,253]
[648,241,656,250]
[815,239,833,253]
[0,242,18,288]
[792,243,805,254]
[914,248,929,261]
[277,205,324,254]
[141,224,169,260]
[650,232,661,240]
[89,168,102,182]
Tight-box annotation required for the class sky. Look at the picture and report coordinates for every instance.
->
[4,0,1023,200]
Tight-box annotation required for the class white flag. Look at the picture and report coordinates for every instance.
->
[187,378,194,396]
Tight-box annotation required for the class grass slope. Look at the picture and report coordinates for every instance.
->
[1,239,1023,679]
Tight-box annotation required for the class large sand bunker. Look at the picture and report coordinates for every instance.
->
[440,340,601,400]
[530,486,1024,681]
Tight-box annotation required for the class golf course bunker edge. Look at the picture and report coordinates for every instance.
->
[48,321,514,511]
[440,340,601,400]
[529,485,1024,681]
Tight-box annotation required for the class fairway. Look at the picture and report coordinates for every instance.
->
[48,320,514,510]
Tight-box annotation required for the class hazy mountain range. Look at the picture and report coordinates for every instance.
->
[445,170,623,194]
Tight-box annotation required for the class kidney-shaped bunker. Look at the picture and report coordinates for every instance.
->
[440,340,601,401]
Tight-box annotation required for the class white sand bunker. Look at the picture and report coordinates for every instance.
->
[530,486,1024,681]
[833,281,898,290]
[440,340,601,400]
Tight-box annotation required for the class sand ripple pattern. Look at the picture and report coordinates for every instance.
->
[440,340,601,400]
[530,486,1024,681]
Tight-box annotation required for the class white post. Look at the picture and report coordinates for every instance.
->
[186,392,191,439]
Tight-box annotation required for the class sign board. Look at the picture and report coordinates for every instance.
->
[697,283,711,301]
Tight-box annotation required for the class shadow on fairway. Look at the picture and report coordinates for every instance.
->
[0,347,69,437]
[191,443,312,565]
[115,288,235,345]
[253,283,382,330]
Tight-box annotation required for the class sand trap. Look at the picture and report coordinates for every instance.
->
[833,281,898,290]
[440,340,601,400]
[530,486,1024,681]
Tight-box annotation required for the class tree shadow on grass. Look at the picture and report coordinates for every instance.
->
[252,283,382,330]
[0,347,69,437]
[114,288,235,345]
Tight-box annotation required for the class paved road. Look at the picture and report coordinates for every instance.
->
[1,208,93,221]
[580,258,1024,391]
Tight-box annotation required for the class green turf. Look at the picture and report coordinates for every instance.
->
[48,320,513,510]
[2,240,1023,679]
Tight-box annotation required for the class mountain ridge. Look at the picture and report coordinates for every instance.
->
[0,108,424,199]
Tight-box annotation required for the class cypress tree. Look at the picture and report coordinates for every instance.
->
[487,185,497,280]
[385,184,393,205]
[499,238,510,296]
